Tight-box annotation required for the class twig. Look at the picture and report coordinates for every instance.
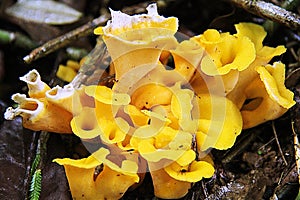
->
[291,121,300,199]
[22,2,170,64]
[263,0,300,33]
[290,47,299,61]
[225,0,300,30]
[222,129,260,164]
[258,137,276,151]
[23,14,109,64]
[201,180,208,198]
[271,171,286,199]
[271,121,288,166]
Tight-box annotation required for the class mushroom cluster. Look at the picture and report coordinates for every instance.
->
[4,4,295,199]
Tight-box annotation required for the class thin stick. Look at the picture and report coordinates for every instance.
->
[291,120,300,199]
[271,121,288,166]
[263,0,300,32]
[225,0,300,30]
[222,129,259,164]
[201,181,208,198]
[23,14,109,64]
[22,1,171,64]
[258,137,275,151]
[292,121,300,182]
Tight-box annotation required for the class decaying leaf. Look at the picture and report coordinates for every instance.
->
[5,0,82,25]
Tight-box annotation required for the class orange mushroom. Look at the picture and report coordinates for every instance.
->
[241,62,295,128]
[19,69,50,98]
[5,94,72,133]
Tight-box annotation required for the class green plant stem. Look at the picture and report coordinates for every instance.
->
[27,131,49,200]
[29,169,42,200]
[38,131,49,168]
[0,30,13,44]
[0,29,38,49]
[30,152,41,178]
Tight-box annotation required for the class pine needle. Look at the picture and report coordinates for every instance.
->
[29,169,42,200]
[272,121,288,166]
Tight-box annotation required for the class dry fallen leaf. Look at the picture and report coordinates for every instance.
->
[5,0,82,25]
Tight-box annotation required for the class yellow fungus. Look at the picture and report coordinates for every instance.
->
[5,94,72,133]
[164,160,215,182]
[19,69,51,98]
[4,4,295,200]
[241,62,295,128]
[192,29,256,76]
[54,156,138,200]
[56,64,77,82]
[149,162,191,199]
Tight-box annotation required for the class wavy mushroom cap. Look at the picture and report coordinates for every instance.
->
[241,62,295,128]
[94,4,178,81]
[19,69,51,98]
[234,22,286,61]
[195,94,243,150]
[54,155,139,200]
[192,28,256,76]
[5,93,73,133]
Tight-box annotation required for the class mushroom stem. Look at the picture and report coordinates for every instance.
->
[148,162,191,199]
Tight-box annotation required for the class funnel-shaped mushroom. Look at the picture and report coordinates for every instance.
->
[130,83,173,109]
[85,85,131,122]
[226,23,287,108]
[148,160,194,199]
[192,28,256,76]
[94,4,178,82]
[234,23,286,61]
[164,160,214,182]
[241,62,295,128]
[170,39,204,81]
[135,129,192,163]
[54,153,139,200]
[4,94,72,133]
[19,69,50,98]
[83,85,132,144]
[46,84,93,115]
[70,107,102,139]
[4,4,296,200]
